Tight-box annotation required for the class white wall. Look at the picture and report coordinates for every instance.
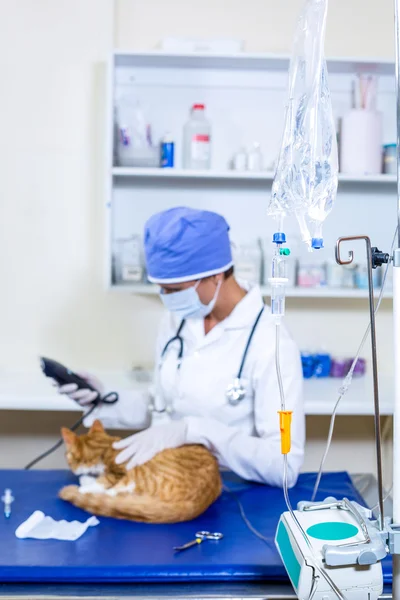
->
[115,0,394,58]
[0,0,396,483]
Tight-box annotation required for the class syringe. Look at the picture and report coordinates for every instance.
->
[2,489,14,518]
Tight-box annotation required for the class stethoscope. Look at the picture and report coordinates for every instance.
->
[152,306,265,413]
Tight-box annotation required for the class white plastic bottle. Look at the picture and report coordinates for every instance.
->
[247,142,263,171]
[183,104,212,170]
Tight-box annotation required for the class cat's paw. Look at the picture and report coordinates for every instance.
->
[80,481,106,494]
[106,482,135,496]
[59,485,80,501]
[79,475,97,487]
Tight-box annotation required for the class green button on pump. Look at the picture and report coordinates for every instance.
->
[306,522,358,541]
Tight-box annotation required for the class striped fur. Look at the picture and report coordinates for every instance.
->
[59,420,222,523]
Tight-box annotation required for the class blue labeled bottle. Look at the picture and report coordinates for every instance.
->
[160,132,175,168]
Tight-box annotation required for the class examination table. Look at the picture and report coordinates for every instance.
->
[0,470,392,599]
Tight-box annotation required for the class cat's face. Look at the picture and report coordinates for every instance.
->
[61,420,112,475]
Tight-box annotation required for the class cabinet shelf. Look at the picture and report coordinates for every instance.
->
[112,167,397,185]
[0,370,392,416]
[114,51,395,76]
[111,284,393,300]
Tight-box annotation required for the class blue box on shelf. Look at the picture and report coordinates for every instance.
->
[301,352,332,378]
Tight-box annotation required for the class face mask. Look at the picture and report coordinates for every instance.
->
[160,280,221,320]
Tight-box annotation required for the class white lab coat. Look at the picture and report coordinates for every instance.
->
[85,284,305,487]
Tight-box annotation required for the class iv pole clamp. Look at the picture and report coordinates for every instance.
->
[335,235,386,530]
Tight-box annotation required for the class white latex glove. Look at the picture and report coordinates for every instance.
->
[113,421,188,469]
[52,371,104,407]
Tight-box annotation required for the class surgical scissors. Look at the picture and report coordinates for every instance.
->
[173,530,224,552]
[196,531,224,541]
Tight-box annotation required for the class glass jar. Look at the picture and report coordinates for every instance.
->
[354,265,381,289]
[114,235,144,284]
[232,241,262,284]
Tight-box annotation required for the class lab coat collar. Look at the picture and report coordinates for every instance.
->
[184,282,265,350]
[222,282,265,331]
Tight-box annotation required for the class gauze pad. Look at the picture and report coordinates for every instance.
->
[15,510,99,541]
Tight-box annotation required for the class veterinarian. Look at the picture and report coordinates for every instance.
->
[56,207,305,488]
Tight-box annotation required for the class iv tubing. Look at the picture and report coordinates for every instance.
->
[275,320,346,600]
[276,324,285,411]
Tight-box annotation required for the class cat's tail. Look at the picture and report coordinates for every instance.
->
[59,484,218,524]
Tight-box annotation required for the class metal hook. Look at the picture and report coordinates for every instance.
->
[335,235,370,266]
[335,234,384,530]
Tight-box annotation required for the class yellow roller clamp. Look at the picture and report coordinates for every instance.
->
[278,410,293,454]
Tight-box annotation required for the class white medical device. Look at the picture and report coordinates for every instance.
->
[276,498,387,600]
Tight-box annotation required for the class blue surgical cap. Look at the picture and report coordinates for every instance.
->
[144,207,233,283]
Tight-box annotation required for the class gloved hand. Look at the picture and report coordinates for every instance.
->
[52,371,104,406]
[113,421,188,469]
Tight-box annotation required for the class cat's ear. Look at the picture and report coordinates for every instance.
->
[89,419,105,434]
[61,427,77,447]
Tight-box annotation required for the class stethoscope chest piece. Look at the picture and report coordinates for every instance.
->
[225,377,246,406]
[157,306,264,411]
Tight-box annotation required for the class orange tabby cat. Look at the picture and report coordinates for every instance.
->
[59,420,222,524]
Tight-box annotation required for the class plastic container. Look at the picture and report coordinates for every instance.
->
[344,358,366,377]
[183,104,212,170]
[301,352,315,379]
[383,144,397,175]
[341,265,356,289]
[340,110,382,175]
[116,100,158,168]
[314,352,332,378]
[325,262,344,288]
[232,242,262,284]
[330,358,348,378]
[331,357,366,378]
[118,146,159,168]
[232,148,247,171]
[297,263,326,288]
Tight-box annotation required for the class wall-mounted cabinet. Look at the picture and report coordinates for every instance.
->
[106,51,397,298]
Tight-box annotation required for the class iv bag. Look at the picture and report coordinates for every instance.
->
[269,0,338,249]
[307,62,338,247]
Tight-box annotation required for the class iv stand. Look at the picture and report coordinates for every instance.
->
[394,0,400,597]
[336,236,385,530]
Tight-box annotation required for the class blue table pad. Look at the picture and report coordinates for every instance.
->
[0,470,392,584]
